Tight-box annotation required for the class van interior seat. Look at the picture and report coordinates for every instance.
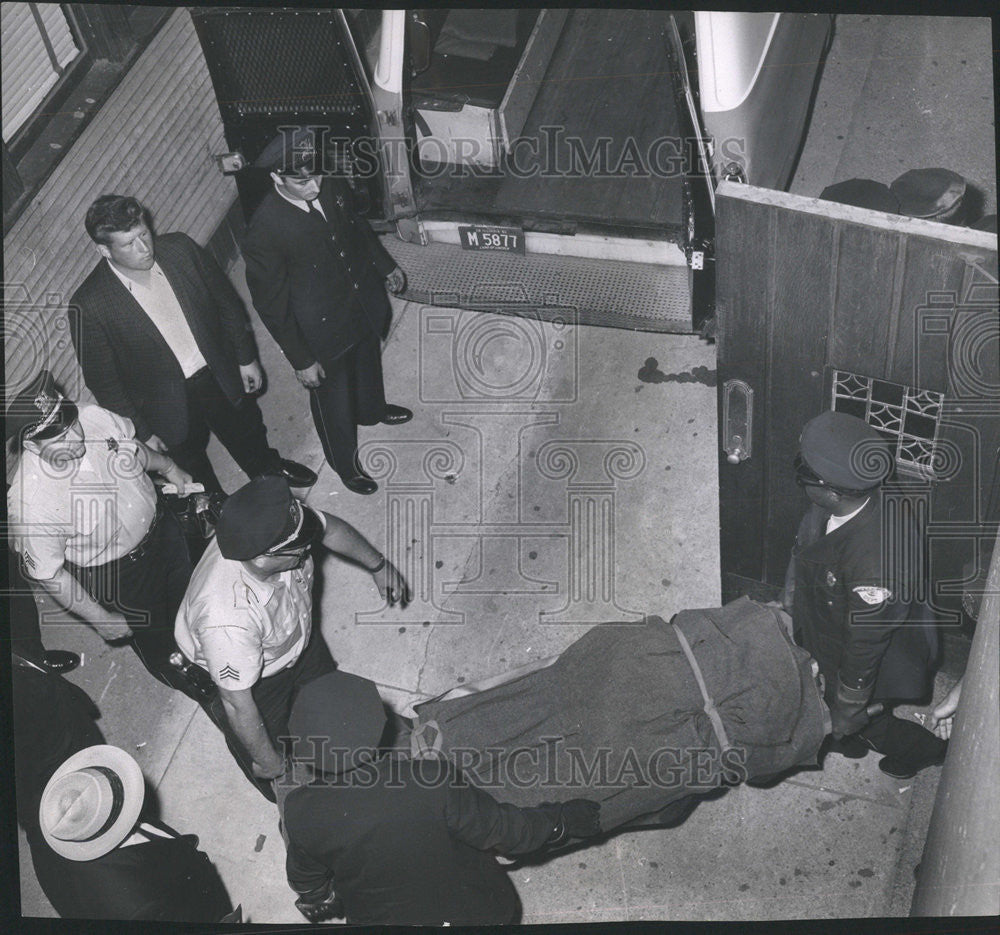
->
[410,9,541,110]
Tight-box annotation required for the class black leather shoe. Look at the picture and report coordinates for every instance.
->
[343,473,378,495]
[825,734,870,759]
[41,650,80,674]
[381,404,412,426]
[878,738,948,780]
[277,459,317,488]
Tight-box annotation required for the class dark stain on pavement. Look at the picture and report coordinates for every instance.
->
[638,358,717,386]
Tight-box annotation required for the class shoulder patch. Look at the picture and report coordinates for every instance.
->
[853,586,892,605]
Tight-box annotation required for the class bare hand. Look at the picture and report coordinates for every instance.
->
[252,758,286,780]
[239,360,264,394]
[385,267,407,295]
[95,611,132,642]
[145,433,168,453]
[160,460,194,492]
[295,361,326,389]
[926,677,963,740]
[373,558,410,607]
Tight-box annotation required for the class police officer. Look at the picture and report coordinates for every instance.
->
[280,671,601,926]
[784,411,947,779]
[174,476,409,801]
[242,128,411,495]
[6,371,196,692]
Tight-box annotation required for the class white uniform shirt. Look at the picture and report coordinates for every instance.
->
[107,260,208,378]
[7,405,158,579]
[174,510,326,690]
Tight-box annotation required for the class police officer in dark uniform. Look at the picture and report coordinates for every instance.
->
[784,411,947,779]
[242,129,411,495]
[280,671,601,926]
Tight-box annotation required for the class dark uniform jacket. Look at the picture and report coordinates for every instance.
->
[282,756,557,926]
[789,494,938,702]
[242,179,397,372]
[69,233,258,447]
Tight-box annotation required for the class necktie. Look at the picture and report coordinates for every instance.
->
[307,200,325,223]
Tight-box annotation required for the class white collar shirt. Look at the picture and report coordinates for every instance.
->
[174,509,327,690]
[7,405,158,578]
[274,182,327,219]
[107,260,207,378]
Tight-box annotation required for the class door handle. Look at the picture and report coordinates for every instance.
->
[722,379,753,463]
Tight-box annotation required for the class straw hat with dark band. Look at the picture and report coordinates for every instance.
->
[39,745,145,861]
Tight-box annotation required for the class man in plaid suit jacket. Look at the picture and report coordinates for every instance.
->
[69,195,315,493]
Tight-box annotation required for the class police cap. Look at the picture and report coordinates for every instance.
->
[254,127,323,176]
[820,179,899,214]
[215,476,322,560]
[890,168,966,223]
[799,411,892,492]
[5,370,79,442]
[287,671,387,773]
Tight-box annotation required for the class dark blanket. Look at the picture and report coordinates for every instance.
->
[414,598,830,832]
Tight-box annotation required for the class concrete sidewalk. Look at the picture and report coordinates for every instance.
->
[19,265,948,923]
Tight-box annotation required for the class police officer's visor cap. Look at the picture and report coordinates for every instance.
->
[288,671,388,772]
[216,476,323,560]
[819,178,899,215]
[255,128,323,176]
[799,411,892,491]
[5,370,79,442]
[890,168,966,221]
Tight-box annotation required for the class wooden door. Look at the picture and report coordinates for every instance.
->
[716,181,999,617]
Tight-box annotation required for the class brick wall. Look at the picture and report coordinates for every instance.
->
[3,9,237,404]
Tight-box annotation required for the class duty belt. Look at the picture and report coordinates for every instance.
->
[115,500,163,565]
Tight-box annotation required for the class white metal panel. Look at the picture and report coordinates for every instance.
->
[693,11,778,113]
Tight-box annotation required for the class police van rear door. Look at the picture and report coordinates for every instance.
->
[192,7,389,223]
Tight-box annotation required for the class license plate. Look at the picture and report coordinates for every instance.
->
[458,225,524,254]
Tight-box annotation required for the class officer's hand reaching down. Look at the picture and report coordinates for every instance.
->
[371,557,410,608]
[294,878,343,923]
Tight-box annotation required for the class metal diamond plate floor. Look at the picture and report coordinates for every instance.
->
[381,237,693,333]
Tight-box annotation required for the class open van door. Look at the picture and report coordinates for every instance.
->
[716,180,999,620]
[191,7,389,223]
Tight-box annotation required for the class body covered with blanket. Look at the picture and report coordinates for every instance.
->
[412,598,831,832]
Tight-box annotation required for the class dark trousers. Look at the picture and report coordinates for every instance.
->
[169,367,281,494]
[74,508,193,694]
[7,547,49,664]
[310,334,387,480]
[201,625,336,802]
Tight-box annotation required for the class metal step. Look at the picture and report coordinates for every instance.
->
[381,237,693,333]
